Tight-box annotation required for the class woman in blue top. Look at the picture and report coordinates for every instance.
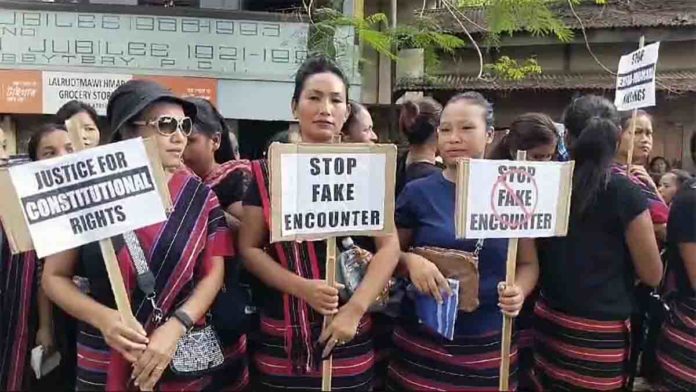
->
[388,92,539,391]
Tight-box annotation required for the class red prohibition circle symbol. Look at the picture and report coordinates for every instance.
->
[489,168,539,230]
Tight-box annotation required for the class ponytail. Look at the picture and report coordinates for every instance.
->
[489,131,514,160]
[399,97,441,146]
[570,116,619,217]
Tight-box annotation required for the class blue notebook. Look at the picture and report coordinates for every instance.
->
[411,279,460,340]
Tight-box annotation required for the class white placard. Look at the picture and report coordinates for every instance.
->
[43,72,133,115]
[269,143,397,243]
[456,159,574,239]
[615,42,660,111]
[8,138,167,257]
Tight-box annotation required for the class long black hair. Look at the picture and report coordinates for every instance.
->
[489,112,558,160]
[563,95,621,217]
[28,123,68,161]
[188,98,235,164]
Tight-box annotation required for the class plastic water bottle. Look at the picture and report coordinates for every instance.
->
[338,237,372,295]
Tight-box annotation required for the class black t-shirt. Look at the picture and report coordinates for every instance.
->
[395,152,442,196]
[666,179,696,298]
[211,169,251,210]
[537,173,648,320]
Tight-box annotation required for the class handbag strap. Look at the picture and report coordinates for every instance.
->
[123,231,164,323]
[473,238,485,259]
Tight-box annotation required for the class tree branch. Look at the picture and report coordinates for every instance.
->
[567,0,615,75]
[442,0,485,79]
[303,0,315,24]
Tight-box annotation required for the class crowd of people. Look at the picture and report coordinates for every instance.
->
[0,55,693,392]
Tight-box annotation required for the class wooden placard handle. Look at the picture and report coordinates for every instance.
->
[498,150,527,391]
[321,236,338,391]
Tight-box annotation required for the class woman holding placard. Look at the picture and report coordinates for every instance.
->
[489,112,559,390]
[0,125,71,391]
[239,56,400,391]
[388,92,539,390]
[42,80,249,391]
[613,110,669,238]
[532,95,663,390]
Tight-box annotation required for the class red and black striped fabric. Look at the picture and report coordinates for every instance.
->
[254,316,374,391]
[250,160,377,390]
[387,323,518,391]
[0,234,37,391]
[656,296,695,391]
[76,170,247,391]
[531,298,631,391]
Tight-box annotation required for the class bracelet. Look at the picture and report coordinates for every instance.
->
[171,309,194,333]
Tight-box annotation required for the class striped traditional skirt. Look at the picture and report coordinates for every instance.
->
[387,322,517,391]
[656,296,695,391]
[531,299,630,391]
[254,315,374,391]
[76,322,249,391]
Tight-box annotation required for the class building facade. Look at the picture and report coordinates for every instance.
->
[363,0,696,171]
[0,0,361,159]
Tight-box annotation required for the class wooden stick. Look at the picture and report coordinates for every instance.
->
[321,236,338,392]
[498,150,527,391]
[99,239,137,323]
[625,36,646,174]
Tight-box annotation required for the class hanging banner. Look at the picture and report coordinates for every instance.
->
[6,138,167,258]
[455,159,574,239]
[615,42,660,111]
[269,143,397,243]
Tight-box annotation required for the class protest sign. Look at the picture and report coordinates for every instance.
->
[268,143,397,243]
[615,41,660,112]
[6,138,167,258]
[455,158,574,240]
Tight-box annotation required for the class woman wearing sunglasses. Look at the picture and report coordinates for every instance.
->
[239,56,400,391]
[42,80,248,391]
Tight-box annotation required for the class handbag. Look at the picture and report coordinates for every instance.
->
[122,231,225,378]
[411,239,484,312]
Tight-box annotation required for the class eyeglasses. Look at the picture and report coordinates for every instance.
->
[132,116,193,137]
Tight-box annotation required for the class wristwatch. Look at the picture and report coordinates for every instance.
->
[172,309,194,332]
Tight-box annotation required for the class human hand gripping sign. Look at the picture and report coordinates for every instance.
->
[497,282,524,317]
